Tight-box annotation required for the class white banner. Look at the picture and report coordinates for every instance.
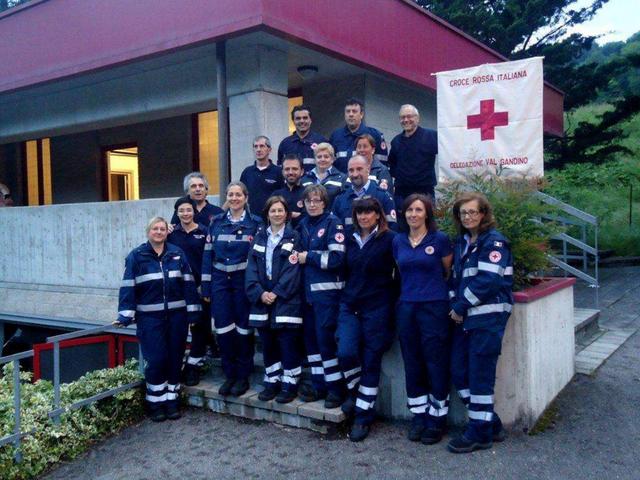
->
[435,57,544,182]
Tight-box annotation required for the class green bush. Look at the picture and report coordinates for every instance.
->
[0,360,144,480]
[436,174,560,290]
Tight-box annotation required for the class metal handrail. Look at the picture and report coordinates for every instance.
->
[0,325,143,464]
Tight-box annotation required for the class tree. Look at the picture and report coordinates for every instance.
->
[0,0,29,13]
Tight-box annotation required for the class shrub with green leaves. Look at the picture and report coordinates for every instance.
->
[0,360,144,480]
[436,174,560,290]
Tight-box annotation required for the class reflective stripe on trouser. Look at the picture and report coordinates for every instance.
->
[137,312,189,408]
[258,327,302,392]
[188,300,212,363]
[302,303,326,394]
[210,272,254,380]
[396,300,451,429]
[450,324,505,443]
[336,302,392,425]
[311,302,343,394]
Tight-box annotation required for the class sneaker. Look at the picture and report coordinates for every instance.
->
[349,424,370,442]
[298,385,326,403]
[275,390,297,404]
[183,365,200,387]
[407,415,426,442]
[149,409,167,422]
[230,378,250,397]
[324,391,344,409]
[258,384,280,402]
[218,379,235,396]
[341,395,356,417]
[420,428,444,445]
[166,404,182,420]
[447,435,492,454]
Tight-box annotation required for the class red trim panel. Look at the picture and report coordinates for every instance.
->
[513,277,576,304]
[116,336,139,366]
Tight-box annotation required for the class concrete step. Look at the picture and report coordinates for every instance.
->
[575,327,637,375]
[184,371,346,433]
[574,307,600,347]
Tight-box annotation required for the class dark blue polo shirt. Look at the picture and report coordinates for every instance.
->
[167,223,208,283]
[277,131,327,173]
[392,230,452,302]
[240,160,284,215]
[329,122,388,173]
[388,126,438,193]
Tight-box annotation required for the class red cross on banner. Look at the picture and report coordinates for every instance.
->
[467,99,509,141]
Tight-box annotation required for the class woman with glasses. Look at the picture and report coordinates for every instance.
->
[246,195,303,404]
[201,181,264,398]
[337,196,397,442]
[392,193,453,445]
[447,192,513,454]
[296,184,346,408]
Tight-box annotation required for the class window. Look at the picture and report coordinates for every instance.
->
[106,147,140,201]
[197,111,220,195]
[25,138,52,205]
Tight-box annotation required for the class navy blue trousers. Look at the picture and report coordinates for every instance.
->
[137,312,189,410]
[187,300,211,365]
[210,271,254,381]
[451,324,505,442]
[396,300,451,430]
[303,301,343,395]
[258,327,302,393]
[336,302,392,425]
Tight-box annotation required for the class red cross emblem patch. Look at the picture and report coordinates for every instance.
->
[489,251,502,263]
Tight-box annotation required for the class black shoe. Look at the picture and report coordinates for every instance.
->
[218,379,235,396]
[447,435,492,454]
[183,365,200,387]
[258,384,280,402]
[407,415,426,442]
[341,395,356,416]
[349,424,370,442]
[493,427,506,442]
[149,409,167,422]
[298,385,326,403]
[324,391,344,409]
[420,428,444,445]
[166,404,182,420]
[230,378,250,397]
[275,390,297,404]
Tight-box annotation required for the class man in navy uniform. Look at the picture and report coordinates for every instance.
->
[272,154,306,227]
[240,135,284,214]
[277,104,327,174]
[388,104,438,210]
[329,98,388,173]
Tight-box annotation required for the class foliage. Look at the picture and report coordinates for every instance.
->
[545,159,640,256]
[436,173,561,290]
[0,360,144,480]
[0,0,29,13]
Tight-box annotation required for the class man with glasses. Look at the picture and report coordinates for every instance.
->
[387,104,438,211]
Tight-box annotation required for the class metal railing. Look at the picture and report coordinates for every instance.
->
[537,191,599,308]
[0,325,143,463]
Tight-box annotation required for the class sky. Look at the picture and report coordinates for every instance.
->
[569,0,638,44]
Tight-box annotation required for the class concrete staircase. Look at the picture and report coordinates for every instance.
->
[573,308,636,375]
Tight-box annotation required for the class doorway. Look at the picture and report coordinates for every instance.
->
[105,146,140,201]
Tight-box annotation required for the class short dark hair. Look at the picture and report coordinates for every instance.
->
[262,195,290,224]
[291,104,312,121]
[303,184,329,209]
[345,97,364,112]
[282,153,303,169]
[403,193,437,232]
[174,196,196,211]
[356,133,376,149]
[452,191,496,236]
[352,196,389,237]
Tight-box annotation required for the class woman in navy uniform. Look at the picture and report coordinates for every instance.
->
[115,216,202,421]
[300,142,347,208]
[392,193,453,445]
[297,184,346,408]
[167,197,209,386]
[246,195,303,403]
[201,181,264,397]
[337,196,397,442]
[447,192,513,453]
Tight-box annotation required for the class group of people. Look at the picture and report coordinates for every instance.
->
[115,100,514,454]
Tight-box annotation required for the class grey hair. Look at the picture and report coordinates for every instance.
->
[183,172,209,193]
[145,216,168,234]
[399,104,420,117]
[253,135,272,148]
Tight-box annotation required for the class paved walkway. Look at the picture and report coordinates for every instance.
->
[44,267,640,480]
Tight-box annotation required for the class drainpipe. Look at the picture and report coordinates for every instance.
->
[216,41,230,197]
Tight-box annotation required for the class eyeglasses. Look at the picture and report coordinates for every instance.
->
[459,209,481,218]
[304,199,323,206]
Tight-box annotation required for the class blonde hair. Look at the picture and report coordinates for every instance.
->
[314,142,335,159]
[145,216,168,234]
